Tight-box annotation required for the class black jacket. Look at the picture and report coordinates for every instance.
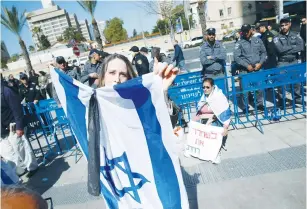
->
[1,84,24,135]
[132,53,149,76]
[261,30,277,69]
[19,82,42,103]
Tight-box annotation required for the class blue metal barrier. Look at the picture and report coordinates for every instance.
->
[168,63,306,133]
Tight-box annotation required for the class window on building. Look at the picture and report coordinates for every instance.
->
[229,22,234,28]
[219,9,224,17]
[221,23,225,29]
[228,7,232,15]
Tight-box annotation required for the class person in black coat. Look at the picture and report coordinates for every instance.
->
[300,18,306,62]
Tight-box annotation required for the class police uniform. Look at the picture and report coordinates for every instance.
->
[19,82,42,103]
[274,31,304,66]
[261,30,277,69]
[234,24,267,111]
[274,19,305,102]
[133,53,149,76]
[200,28,226,79]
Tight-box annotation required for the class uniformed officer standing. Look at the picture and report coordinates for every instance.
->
[257,22,277,69]
[130,46,149,76]
[19,73,42,104]
[274,18,305,103]
[80,49,103,88]
[234,24,267,112]
[200,28,226,79]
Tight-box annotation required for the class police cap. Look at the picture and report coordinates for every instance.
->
[56,56,66,65]
[280,18,291,24]
[129,46,139,52]
[241,24,251,32]
[140,47,148,53]
[206,28,216,35]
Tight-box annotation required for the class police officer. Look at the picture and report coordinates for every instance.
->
[200,28,226,79]
[130,46,149,76]
[274,18,304,103]
[80,49,103,88]
[234,24,267,112]
[19,73,42,104]
[52,56,80,105]
[257,22,277,69]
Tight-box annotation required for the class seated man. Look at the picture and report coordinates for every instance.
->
[200,28,226,79]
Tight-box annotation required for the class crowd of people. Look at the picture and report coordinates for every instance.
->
[1,16,305,206]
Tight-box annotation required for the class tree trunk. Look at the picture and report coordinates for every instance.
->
[197,0,207,37]
[92,17,103,50]
[19,36,33,74]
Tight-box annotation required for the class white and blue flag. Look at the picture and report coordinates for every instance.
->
[51,68,189,209]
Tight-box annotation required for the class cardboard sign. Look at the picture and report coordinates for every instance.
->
[185,121,223,161]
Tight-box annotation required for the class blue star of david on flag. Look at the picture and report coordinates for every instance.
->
[100,148,149,203]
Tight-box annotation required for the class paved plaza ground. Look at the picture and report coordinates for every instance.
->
[21,114,306,209]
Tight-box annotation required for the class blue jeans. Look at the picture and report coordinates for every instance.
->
[177,60,190,72]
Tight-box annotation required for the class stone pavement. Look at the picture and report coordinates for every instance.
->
[21,116,306,209]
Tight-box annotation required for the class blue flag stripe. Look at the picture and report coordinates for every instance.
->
[55,69,89,158]
[115,77,181,208]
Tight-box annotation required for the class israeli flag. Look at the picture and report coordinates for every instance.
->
[51,68,189,209]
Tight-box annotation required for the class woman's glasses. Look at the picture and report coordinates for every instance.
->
[202,86,211,89]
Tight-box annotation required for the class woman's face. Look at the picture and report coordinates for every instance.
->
[104,58,129,86]
[203,81,213,95]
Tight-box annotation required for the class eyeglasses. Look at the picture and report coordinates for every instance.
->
[202,86,211,89]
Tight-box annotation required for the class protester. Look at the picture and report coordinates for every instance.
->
[19,73,42,104]
[274,18,305,104]
[200,28,226,79]
[52,56,80,105]
[1,185,48,209]
[172,40,188,72]
[234,24,267,113]
[300,17,306,62]
[193,78,231,164]
[130,46,150,76]
[80,49,103,88]
[28,70,39,86]
[38,71,49,99]
[1,80,38,177]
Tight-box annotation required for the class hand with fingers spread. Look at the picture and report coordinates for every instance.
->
[153,58,179,91]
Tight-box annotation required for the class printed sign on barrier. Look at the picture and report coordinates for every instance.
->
[184,121,223,161]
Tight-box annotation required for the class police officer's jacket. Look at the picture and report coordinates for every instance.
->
[261,30,277,68]
[234,37,267,68]
[132,53,149,76]
[273,31,304,61]
[19,82,42,103]
[80,60,103,87]
[200,41,226,72]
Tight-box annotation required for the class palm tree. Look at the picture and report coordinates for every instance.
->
[1,6,33,72]
[28,45,35,52]
[77,0,103,49]
[197,0,207,36]
[32,26,42,49]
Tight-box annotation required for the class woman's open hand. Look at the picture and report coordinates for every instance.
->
[153,58,179,91]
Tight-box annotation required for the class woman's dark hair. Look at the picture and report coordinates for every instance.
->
[98,53,137,87]
[203,78,214,86]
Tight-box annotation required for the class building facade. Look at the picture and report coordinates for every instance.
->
[79,20,92,41]
[26,5,71,46]
[190,0,257,38]
[1,41,10,62]
[69,14,81,31]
